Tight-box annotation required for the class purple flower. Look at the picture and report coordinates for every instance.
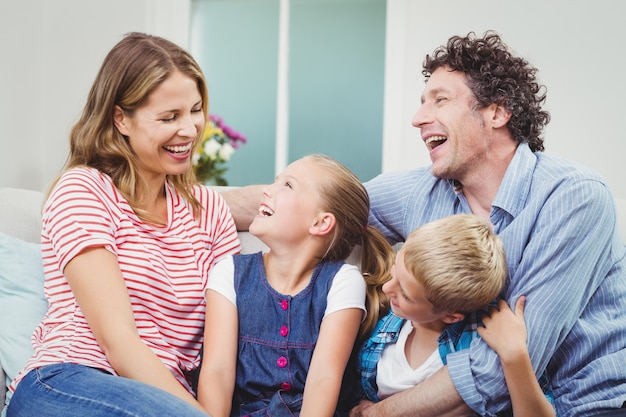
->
[209,114,223,126]
[209,114,247,145]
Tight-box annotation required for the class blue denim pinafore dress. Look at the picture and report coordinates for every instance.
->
[231,252,343,417]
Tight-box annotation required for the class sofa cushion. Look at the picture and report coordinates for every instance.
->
[0,233,47,404]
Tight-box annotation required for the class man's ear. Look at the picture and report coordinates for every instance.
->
[113,105,130,136]
[490,102,511,129]
[441,312,465,324]
[310,212,336,236]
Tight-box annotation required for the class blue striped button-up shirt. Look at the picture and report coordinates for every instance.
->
[365,143,626,416]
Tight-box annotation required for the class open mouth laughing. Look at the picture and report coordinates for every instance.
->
[163,143,192,155]
[425,135,447,151]
[258,204,274,217]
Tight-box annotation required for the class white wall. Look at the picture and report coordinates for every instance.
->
[2,0,624,201]
[383,0,626,200]
[0,0,190,193]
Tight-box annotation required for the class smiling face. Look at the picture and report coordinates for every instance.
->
[383,247,453,329]
[114,70,205,184]
[250,157,330,245]
[411,66,496,182]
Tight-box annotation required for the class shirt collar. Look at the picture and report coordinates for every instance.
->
[443,144,537,215]
[492,143,537,218]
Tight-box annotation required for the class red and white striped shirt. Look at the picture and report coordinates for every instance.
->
[11,167,240,392]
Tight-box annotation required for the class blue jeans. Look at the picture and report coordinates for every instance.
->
[6,363,208,417]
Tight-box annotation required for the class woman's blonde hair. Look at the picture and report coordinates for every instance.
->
[53,32,207,219]
[305,154,395,342]
[402,214,507,314]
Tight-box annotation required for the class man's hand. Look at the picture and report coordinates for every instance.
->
[349,399,376,417]
[347,367,473,417]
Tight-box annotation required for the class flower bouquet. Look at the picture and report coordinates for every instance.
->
[193,114,247,185]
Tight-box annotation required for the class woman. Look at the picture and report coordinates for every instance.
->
[7,32,239,416]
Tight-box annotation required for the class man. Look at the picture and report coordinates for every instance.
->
[223,32,626,416]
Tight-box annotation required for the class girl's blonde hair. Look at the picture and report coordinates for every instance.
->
[52,32,207,220]
[305,154,394,342]
[403,214,507,314]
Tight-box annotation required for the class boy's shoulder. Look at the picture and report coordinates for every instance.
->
[369,310,405,342]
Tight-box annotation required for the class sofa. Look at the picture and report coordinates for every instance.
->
[2,186,626,413]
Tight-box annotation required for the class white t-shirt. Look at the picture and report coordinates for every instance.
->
[376,320,444,400]
[207,255,367,318]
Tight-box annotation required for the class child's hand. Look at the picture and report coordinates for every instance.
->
[477,296,528,363]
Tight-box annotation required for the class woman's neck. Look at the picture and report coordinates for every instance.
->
[135,179,168,226]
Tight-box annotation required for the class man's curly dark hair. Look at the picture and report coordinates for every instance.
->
[423,31,550,152]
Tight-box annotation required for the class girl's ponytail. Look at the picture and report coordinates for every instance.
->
[357,226,395,344]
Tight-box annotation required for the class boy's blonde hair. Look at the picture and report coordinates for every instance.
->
[402,214,506,314]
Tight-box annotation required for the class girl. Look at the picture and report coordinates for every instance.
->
[198,154,394,417]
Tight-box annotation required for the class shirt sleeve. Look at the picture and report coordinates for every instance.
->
[365,170,419,245]
[324,263,367,319]
[448,178,620,415]
[206,255,236,305]
[365,168,451,245]
[42,169,119,271]
[207,260,366,318]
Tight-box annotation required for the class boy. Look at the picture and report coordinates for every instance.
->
[356,214,555,416]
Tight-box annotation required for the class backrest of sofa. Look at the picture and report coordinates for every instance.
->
[2,186,626,245]
[0,188,45,243]
[0,187,269,253]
